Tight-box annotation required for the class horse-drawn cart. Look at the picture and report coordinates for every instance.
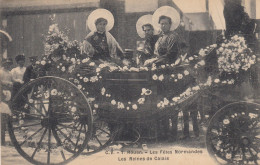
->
[6,30,260,164]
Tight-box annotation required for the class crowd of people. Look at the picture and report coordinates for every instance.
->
[0,54,38,145]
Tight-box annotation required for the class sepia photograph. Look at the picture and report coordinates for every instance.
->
[0,0,259,164]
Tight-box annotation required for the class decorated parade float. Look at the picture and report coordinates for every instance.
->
[7,6,260,165]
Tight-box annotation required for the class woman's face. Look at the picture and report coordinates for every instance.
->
[96,20,107,33]
[17,60,25,67]
[159,18,171,33]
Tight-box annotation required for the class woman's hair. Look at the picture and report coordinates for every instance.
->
[15,54,25,62]
[142,23,154,31]
[158,15,172,25]
[95,18,108,25]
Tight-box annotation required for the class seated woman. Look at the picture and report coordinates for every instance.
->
[144,7,187,66]
[84,9,125,64]
[135,15,159,66]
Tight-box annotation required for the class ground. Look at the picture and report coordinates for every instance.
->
[1,124,218,165]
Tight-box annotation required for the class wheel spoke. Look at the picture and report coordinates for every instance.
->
[94,135,102,146]
[97,127,110,136]
[14,122,42,130]
[19,127,44,146]
[47,128,51,164]
[58,123,83,132]
[12,110,42,118]
[73,124,83,152]
[56,127,77,147]
[39,99,48,115]
[247,147,258,164]
[31,128,47,159]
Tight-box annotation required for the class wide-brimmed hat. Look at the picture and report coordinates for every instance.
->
[87,8,114,32]
[136,14,159,38]
[15,54,25,62]
[152,6,180,31]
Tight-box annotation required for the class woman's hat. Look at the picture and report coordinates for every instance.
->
[15,54,25,62]
[87,8,115,32]
[136,14,159,38]
[152,6,180,31]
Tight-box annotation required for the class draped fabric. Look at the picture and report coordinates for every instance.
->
[85,31,124,60]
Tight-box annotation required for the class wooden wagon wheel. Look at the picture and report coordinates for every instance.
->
[206,101,260,165]
[61,114,120,155]
[8,76,93,165]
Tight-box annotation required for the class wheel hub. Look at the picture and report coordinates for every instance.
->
[41,117,58,128]
[241,137,251,146]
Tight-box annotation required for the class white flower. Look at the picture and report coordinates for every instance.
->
[199,49,206,57]
[237,48,243,53]
[214,79,220,83]
[198,60,205,66]
[172,97,180,102]
[137,98,145,104]
[192,86,200,91]
[44,92,50,99]
[226,153,232,159]
[157,101,165,109]
[19,120,24,125]
[71,107,77,113]
[41,61,46,65]
[89,62,95,66]
[177,74,183,79]
[82,58,90,63]
[171,74,175,78]
[36,61,40,65]
[128,102,131,104]
[101,87,106,95]
[77,85,82,89]
[90,76,98,82]
[111,100,116,105]
[96,68,101,73]
[163,98,169,105]
[141,88,152,95]
[184,70,189,76]
[117,102,125,109]
[83,77,89,83]
[24,104,28,109]
[132,104,138,110]
[61,66,66,72]
[126,107,130,110]
[218,47,224,53]
[151,64,157,71]
[29,99,34,104]
[158,74,164,81]
[74,79,79,84]
[223,119,230,125]
[152,74,158,80]
[161,65,166,69]
[51,89,58,95]
[71,58,76,64]
[188,57,194,61]
[94,104,99,108]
